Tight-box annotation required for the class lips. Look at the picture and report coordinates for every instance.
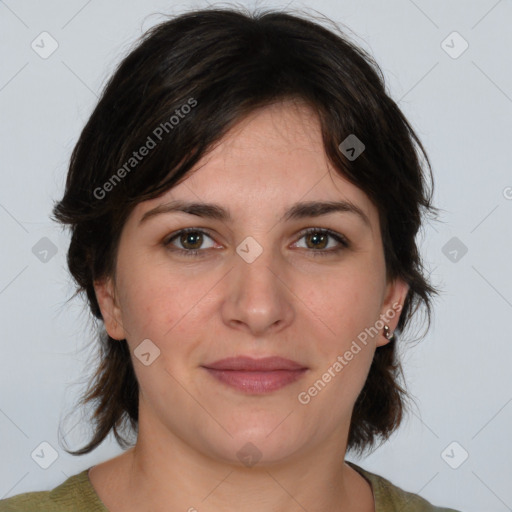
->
[202,356,307,371]
[201,356,308,393]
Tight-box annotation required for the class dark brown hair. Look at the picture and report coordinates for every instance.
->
[52,6,440,457]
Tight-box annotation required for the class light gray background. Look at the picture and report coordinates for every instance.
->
[1,1,511,511]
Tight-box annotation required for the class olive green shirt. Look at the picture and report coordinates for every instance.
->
[0,461,461,511]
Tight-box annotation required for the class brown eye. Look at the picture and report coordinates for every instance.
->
[179,231,204,250]
[304,231,329,250]
[294,228,349,257]
[164,228,216,256]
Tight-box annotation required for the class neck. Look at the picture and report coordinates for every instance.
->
[123,441,366,511]
[89,401,374,512]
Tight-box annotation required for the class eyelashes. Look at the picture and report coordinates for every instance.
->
[163,227,350,258]
[292,228,349,256]
[164,228,217,257]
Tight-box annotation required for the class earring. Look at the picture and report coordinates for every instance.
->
[383,325,395,340]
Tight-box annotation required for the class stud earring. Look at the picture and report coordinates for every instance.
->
[383,325,395,340]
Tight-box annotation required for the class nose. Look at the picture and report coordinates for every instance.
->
[220,243,295,337]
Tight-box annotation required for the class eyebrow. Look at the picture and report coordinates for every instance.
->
[139,199,371,228]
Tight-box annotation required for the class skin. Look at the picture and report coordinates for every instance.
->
[91,99,409,512]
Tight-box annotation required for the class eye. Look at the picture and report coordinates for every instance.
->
[293,228,349,256]
[163,227,349,258]
[164,228,217,257]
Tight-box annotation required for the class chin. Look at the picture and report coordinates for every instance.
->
[204,425,307,468]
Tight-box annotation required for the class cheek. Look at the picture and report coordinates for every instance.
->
[304,268,384,348]
[119,278,201,394]
[117,265,216,347]
[299,273,381,414]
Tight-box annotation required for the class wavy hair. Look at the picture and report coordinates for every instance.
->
[52,6,440,457]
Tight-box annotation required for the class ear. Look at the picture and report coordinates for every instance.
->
[375,277,409,348]
[93,276,126,340]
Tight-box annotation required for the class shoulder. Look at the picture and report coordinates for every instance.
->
[346,461,462,512]
[0,469,107,512]
[0,490,52,512]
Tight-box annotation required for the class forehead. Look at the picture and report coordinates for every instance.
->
[132,101,379,229]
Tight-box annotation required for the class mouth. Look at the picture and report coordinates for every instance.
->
[201,356,308,394]
[203,356,307,371]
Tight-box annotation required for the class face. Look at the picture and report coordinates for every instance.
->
[94,100,408,466]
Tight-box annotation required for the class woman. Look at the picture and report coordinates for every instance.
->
[0,6,462,512]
